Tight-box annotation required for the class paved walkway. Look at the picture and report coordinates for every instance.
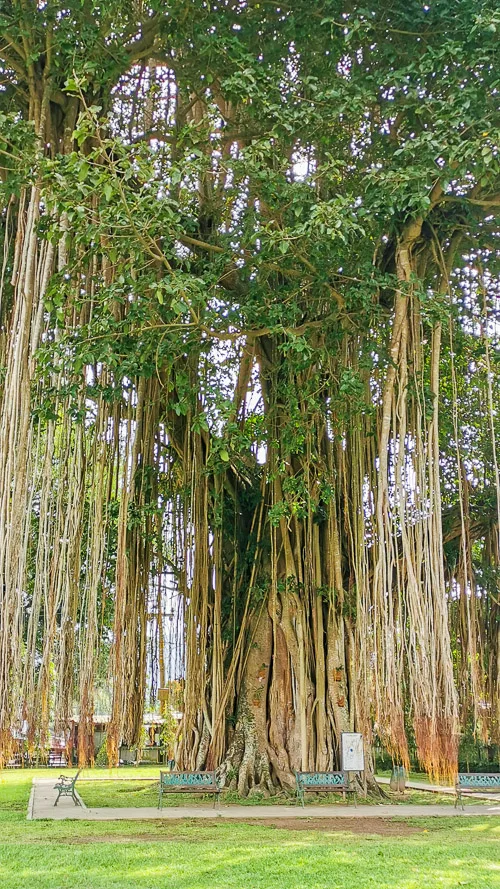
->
[28,779,500,821]
[376,775,500,802]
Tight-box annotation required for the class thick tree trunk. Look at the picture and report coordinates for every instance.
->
[219,608,276,796]
[267,622,300,789]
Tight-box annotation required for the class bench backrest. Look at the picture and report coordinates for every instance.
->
[296,770,348,790]
[457,773,500,789]
[54,769,81,789]
[160,770,218,789]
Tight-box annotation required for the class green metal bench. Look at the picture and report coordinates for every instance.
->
[158,770,220,809]
[455,772,500,810]
[295,770,356,807]
[53,769,82,806]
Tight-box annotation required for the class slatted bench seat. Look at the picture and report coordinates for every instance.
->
[158,770,220,809]
[295,771,356,807]
[455,772,500,810]
[53,769,82,806]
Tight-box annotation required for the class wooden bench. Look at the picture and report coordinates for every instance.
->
[455,772,500,810]
[54,769,82,806]
[295,771,356,807]
[158,770,220,809]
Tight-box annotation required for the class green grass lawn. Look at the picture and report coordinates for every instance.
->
[377,769,434,784]
[1,769,499,889]
[77,777,471,808]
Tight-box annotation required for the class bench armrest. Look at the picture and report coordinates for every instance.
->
[54,776,74,787]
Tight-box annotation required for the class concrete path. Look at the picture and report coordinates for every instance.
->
[28,778,87,819]
[28,778,500,821]
[376,775,500,802]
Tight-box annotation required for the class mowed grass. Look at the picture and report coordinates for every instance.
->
[0,769,499,889]
[78,778,470,808]
[377,769,434,784]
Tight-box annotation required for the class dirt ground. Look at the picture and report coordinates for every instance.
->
[240,817,422,835]
[57,817,423,842]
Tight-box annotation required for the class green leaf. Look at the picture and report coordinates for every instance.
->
[78,162,90,182]
[172,299,189,314]
[64,77,80,94]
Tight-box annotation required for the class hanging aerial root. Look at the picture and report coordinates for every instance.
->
[0,729,14,768]
[414,716,458,784]
[377,708,410,772]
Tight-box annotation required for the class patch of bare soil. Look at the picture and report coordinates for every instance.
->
[245,818,422,836]
[57,818,422,841]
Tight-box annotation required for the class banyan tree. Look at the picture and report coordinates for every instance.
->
[0,1,499,789]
